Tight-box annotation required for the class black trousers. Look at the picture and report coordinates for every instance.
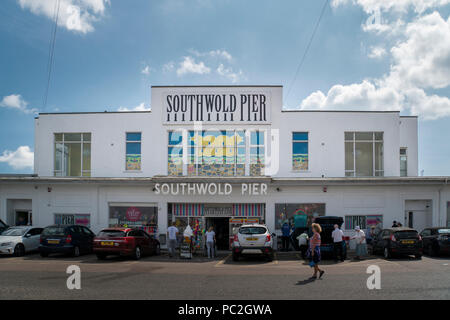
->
[282,236,290,251]
[333,241,344,260]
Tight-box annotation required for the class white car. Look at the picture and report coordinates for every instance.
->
[232,224,274,261]
[0,226,43,256]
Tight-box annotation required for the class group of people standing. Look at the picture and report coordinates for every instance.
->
[166,222,217,259]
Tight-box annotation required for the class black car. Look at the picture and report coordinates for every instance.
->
[420,227,450,256]
[308,216,347,259]
[0,219,8,234]
[372,227,423,259]
[39,225,95,257]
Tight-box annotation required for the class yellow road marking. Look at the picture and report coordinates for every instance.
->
[215,254,230,267]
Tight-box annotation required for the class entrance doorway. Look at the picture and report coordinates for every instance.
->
[205,217,229,250]
[15,211,32,226]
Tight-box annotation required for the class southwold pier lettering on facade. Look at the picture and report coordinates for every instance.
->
[165,94,268,123]
[153,183,268,196]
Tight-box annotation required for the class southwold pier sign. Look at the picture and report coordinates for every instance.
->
[164,93,269,123]
[153,182,268,196]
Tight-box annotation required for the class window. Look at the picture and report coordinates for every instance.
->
[108,205,158,234]
[345,132,383,177]
[344,215,383,230]
[250,131,265,176]
[275,203,326,230]
[400,148,407,177]
[187,130,246,176]
[126,132,142,171]
[168,131,183,176]
[292,132,308,171]
[54,133,91,177]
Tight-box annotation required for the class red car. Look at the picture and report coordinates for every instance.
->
[93,228,160,260]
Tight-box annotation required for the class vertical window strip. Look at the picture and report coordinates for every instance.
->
[126,132,142,171]
[292,132,309,171]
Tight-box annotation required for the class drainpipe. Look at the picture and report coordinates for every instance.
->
[438,178,449,227]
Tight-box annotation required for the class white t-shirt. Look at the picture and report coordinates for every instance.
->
[353,230,366,244]
[205,231,215,242]
[332,228,344,242]
[167,226,179,240]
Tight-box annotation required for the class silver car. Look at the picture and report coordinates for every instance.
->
[0,226,43,256]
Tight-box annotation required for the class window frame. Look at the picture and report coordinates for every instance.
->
[125,132,142,171]
[400,147,407,177]
[54,133,91,177]
[292,131,309,171]
[345,132,384,177]
[186,129,247,177]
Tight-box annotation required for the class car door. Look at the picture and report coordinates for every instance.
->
[81,227,95,253]
[420,229,431,249]
[138,230,151,255]
[143,231,155,254]
[22,228,35,251]
[27,228,43,251]
[373,231,383,252]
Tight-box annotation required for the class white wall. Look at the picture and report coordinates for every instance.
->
[399,116,419,176]
[34,86,417,178]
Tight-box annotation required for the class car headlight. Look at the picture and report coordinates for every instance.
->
[1,242,13,247]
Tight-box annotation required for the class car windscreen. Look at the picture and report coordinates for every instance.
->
[0,220,7,228]
[239,227,267,235]
[42,227,66,236]
[98,230,126,238]
[1,228,27,236]
[394,231,419,239]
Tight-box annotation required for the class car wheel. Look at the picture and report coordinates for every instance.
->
[72,246,80,257]
[415,254,422,260]
[40,251,48,258]
[134,246,142,260]
[96,253,106,260]
[155,244,161,256]
[232,252,239,262]
[266,254,274,262]
[14,244,25,257]
[383,247,391,259]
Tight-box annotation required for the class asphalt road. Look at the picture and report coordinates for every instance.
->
[0,251,449,300]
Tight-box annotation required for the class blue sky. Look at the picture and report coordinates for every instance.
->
[0,0,449,175]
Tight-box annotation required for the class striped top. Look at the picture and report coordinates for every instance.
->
[310,233,321,250]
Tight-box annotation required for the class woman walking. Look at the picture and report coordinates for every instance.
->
[307,223,325,279]
[351,226,367,260]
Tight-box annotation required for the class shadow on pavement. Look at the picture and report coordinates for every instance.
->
[295,278,317,285]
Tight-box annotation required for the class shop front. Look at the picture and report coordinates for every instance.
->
[108,203,158,237]
[168,203,265,250]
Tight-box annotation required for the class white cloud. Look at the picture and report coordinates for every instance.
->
[0,94,37,114]
[0,146,34,170]
[17,0,110,34]
[300,5,450,120]
[368,46,387,59]
[388,12,450,90]
[162,61,175,73]
[118,102,150,112]
[176,56,211,76]
[300,80,405,111]
[141,65,150,75]
[216,64,243,83]
[190,49,233,62]
[332,0,450,14]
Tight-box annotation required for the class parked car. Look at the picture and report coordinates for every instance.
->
[93,228,161,260]
[0,219,9,234]
[232,224,274,262]
[39,225,95,257]
[420,227,450,257]
[309,216,348,259]
[0,226,43,256]
[372,227,423,259]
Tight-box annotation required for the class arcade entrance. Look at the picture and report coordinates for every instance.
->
[205,217,229,250]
